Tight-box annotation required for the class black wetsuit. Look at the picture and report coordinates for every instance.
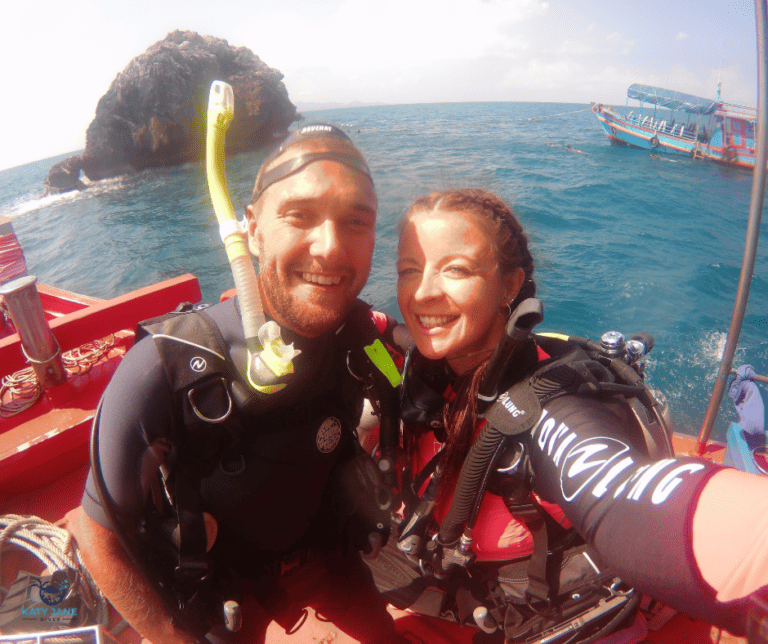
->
[81,297,405,641]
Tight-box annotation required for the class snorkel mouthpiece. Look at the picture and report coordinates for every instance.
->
[251,320,299,383]
[205,80,299,393]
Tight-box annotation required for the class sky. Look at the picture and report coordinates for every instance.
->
[0,0,758,171]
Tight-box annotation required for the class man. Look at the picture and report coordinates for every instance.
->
[78,124,408,644]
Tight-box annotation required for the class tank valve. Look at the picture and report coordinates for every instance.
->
[600,331,625,356]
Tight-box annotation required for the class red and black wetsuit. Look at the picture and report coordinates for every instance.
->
[406,346,767,637]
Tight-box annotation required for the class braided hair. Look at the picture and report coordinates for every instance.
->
[403,188,535,308]
[401,188,537,503]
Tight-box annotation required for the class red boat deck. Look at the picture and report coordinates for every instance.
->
[0,436,744,644]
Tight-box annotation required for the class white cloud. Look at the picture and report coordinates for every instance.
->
[0,0,757,170]
[237,0,548,73]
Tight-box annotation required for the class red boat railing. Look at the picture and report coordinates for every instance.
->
[0,274,201,376]
[0,274,202,496]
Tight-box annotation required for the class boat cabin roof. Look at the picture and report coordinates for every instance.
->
[627,84,719,115]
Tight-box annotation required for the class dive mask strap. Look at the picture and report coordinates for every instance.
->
[253,151,373,201]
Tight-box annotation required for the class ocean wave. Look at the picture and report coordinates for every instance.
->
[0,177,126,219]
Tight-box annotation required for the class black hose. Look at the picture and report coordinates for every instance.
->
[438,299,543,547]
[697,0,768,451]
[438,423,506,545]
[369,354,400,486]
[464,439,507,532]
[477,299,543,414]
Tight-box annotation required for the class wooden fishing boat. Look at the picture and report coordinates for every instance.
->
[592,84,757,168]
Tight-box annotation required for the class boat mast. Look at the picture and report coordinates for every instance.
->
[697,0,768,454]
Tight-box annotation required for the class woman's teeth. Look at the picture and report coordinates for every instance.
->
[302,273,342,286]
[419,315,455,328]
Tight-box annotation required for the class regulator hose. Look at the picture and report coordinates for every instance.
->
[438,299,543,547]
[437,422,506,546]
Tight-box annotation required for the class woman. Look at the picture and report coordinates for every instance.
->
[395,187,768,637]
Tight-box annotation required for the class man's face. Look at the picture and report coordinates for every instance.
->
[246,159,377,338]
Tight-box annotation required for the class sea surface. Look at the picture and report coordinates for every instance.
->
[1,102,766,441]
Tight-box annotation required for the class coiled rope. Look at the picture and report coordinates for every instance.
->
[0,337,115,418]
[0,515,110,639]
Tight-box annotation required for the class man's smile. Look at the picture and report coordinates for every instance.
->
[301,272,343,286]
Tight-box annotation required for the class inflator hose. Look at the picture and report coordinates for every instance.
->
[438,299,543,547]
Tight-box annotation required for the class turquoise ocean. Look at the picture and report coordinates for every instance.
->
[1,102,766,441]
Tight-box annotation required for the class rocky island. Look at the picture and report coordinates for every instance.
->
[44,31,299,195]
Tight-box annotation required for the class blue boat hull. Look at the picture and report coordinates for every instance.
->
[592,103,757,168]
[723,422,768,475]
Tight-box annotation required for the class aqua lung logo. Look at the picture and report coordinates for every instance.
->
[190,357,207,372]
[559,437,632,502]
[498,392,526,418]
[535,409,706,506]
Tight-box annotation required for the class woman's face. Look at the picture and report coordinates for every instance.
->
[397,208,523,374]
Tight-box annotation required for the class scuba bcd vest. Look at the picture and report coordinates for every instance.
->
[92,297,403,640]
[381,323,672,642]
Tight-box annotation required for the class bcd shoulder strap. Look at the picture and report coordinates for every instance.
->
[135,303,240,585]
[466,333,664,605]
[137,302,237,396]
[339,301,403,483]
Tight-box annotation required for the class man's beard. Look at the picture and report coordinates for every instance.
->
[257,261,359,337]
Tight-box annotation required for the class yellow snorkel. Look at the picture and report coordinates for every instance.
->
[205,80,299,393]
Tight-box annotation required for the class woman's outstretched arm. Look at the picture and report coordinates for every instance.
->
[527,394,765,635]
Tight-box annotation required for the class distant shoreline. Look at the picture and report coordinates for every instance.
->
[297,100,592,112]
[296,101,387,111]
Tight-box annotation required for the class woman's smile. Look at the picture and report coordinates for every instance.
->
[416,314,459,329]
